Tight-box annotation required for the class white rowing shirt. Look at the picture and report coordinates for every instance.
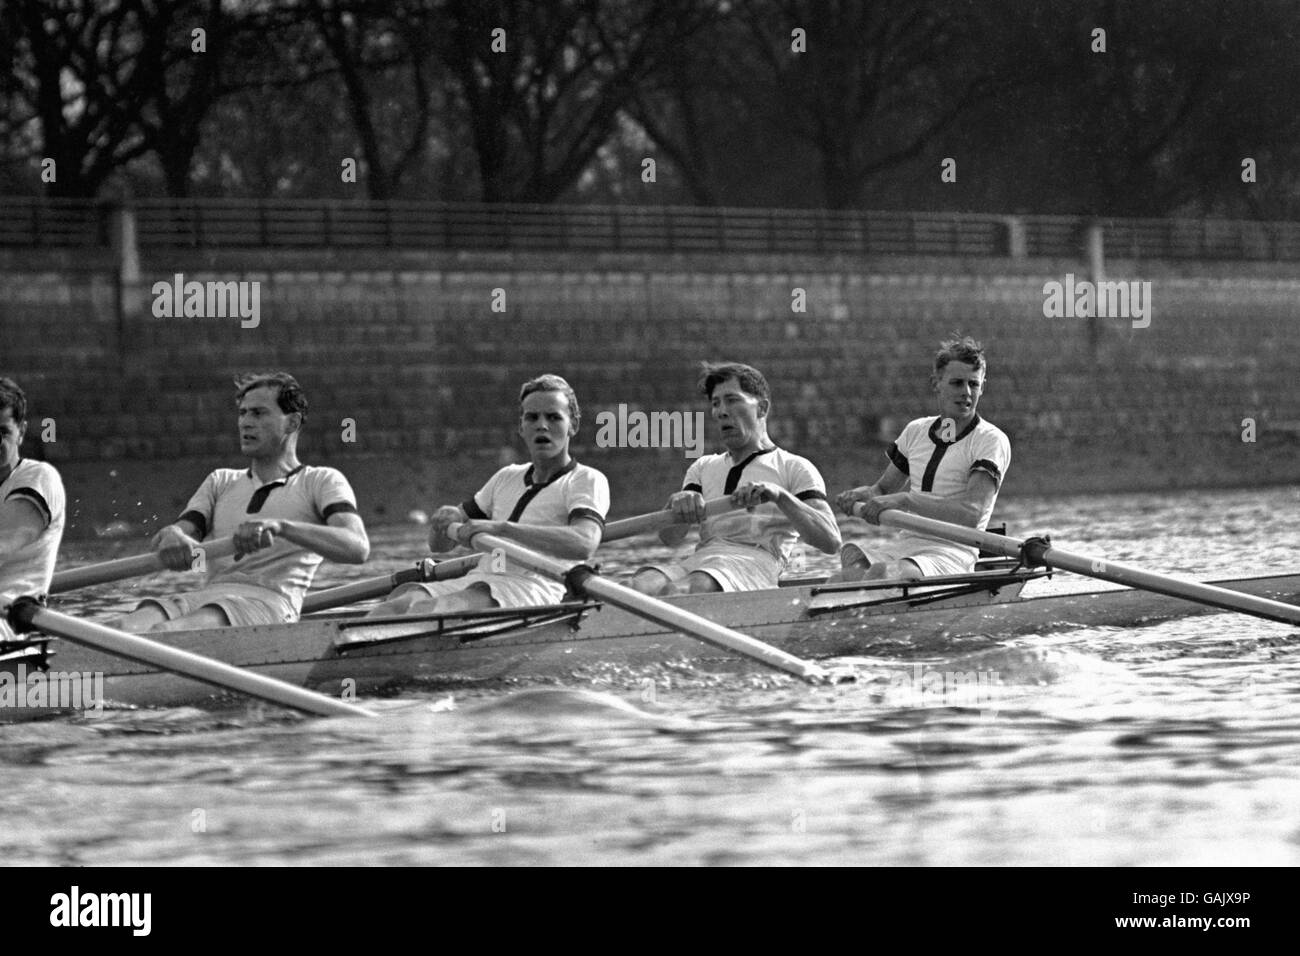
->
[889,414,1010,548]
[683,447,827,563]
[462,460,609,582]
[0,459,66,619]
[178,465,358,616]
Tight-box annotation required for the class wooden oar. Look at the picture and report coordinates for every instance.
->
[50,537,238,593]
[864,507,1300,626]
[452,524,831,682]
[602,496,739,540]
[6,598,376,718]
[303,499,741,614]
[301,555,480,614]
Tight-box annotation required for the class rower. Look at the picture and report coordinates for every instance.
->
[366,374,609,615]
[118,372,369,632]
[0,378,66,641]
[629,362,840,595]
[834,335,1010,581]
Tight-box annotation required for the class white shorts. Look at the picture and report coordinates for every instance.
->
[393,571,567,609]
[137,583,297,627]
[841,537,975,578]
[640,543,782,592]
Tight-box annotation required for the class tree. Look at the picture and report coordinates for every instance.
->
[428,0,716,203]
[133,0,231,197]
[0,0,256,198]
[2,0,151,197]
[733,0,1012,209]
[303,0,440,200]
[1016,0,1300,218]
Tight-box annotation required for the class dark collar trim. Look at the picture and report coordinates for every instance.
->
[724,447,777,494]
[509,459,579,522]
[928,414,981,446]
[523,458,578,487]
[246,463,307,485]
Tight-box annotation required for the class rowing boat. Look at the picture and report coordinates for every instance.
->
[4,559,1299,718]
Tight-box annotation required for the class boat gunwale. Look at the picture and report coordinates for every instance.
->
[17,568,1300,654]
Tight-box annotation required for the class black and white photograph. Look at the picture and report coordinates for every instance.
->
[0,0,1292,918]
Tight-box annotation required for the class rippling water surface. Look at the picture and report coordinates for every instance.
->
[4,486,1300,865]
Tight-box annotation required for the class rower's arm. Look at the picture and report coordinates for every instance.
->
[773,493,842,554]
[0,497,46,558]
[658,489,704,545]
[469,516,603,562]
[733,483,841,554]
[859,463,909,499]
[875,464,909,496]
[835,464,907,515]
[272,512,370,564]
[893,471,999,528]
[158,517,202,540]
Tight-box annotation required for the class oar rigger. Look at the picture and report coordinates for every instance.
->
[1017,534,1052,570]
[7,594,46,635]
[1,596,54,669]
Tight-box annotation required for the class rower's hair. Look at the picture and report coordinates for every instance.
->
[0,377,27,423]
[519,374,580,430]
[234,371,308,420]
[933,336,987,376]
[698,362,770,409]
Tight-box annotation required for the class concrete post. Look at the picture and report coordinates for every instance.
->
[1004,216,1028,259]
[109,203,144,373]
[1085,221,1105,358]
[1086,221,1105,282]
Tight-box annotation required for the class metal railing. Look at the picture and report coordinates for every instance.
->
[4,195,1300,261]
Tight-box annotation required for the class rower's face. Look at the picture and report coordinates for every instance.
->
[709,377,767,451]
[238,387,296,457]
[519,390,574,461]
[0,408,25,468]
[933,361,984,426]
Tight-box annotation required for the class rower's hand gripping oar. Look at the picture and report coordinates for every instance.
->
[50,537,239,594]
[449,523,835,683]
[6,598,375,718]
[602,496,738,540]
[856,505,1300,626]
[302,498,742,614]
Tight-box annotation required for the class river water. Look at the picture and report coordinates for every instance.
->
[2,486,1298,866]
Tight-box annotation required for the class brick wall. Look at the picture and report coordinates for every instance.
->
[2,247,1298,531]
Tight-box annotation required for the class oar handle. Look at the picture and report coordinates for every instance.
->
[430,553,483,580]
[300,566,427,615]
[857,507,1012,554]
[603,496,738,541]
[301,554,481,614]
[49,537,239,593]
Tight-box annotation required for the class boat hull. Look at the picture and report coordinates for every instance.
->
[4,571,1299,717]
